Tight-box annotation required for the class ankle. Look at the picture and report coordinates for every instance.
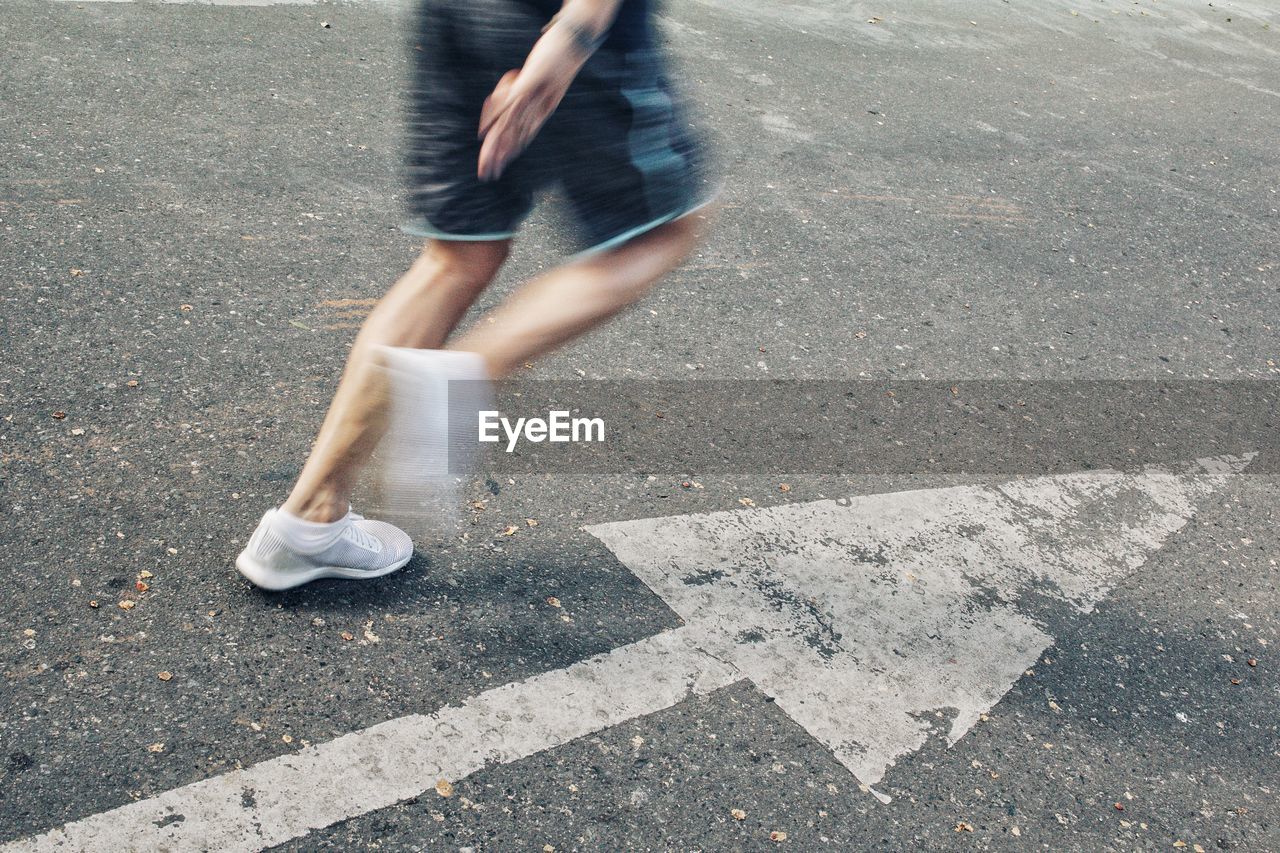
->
[281,489,348,524]
[271,506,348,554]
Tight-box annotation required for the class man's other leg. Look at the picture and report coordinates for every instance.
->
[449,212,710,378]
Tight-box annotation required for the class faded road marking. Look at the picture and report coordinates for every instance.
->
[317,298,379,308]
[314,297,377,331]
[2,457,1250,850]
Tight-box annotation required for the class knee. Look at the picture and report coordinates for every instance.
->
[642,210,714,282]
[421,239,511,291]
[588,214,709,301]
[664,210,710,254]
[642,212,706,268]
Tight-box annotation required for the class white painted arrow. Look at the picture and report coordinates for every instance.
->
[586,454,1254,801]
[2,456,1251,852]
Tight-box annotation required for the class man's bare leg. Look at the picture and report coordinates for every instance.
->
[237,214,707,589]
[280,210,706,524]
[282,239,511,523]
[450,212,708,377]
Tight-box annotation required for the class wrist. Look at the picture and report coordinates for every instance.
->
[559,16,607,56]
[543,11,607,59]
[520,25,591,92]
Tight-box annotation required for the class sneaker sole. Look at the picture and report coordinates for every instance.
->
[234,551,413,591]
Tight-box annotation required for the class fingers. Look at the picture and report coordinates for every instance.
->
[478,117,514,182]
[477,72,565,181]
[477,117,508,181]
[478,70,525,182]
[478,107,534,182]
[478,88,541,182]
[479,70,520,139]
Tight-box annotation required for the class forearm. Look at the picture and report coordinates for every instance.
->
[524,0,624,83]
[476,0,624,180]
[549,0,624,57]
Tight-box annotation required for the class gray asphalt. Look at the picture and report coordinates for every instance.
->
[2,0,1278,850]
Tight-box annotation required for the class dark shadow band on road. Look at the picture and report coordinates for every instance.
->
[449,380,1279,476]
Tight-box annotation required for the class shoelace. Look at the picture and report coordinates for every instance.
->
[343,513,380,551]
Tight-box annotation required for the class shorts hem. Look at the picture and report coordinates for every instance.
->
[568,191,720,262]
[401,217,516,241]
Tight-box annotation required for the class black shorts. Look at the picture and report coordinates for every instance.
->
[403,0,714,254]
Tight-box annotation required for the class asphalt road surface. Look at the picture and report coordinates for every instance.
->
[2,0,1278,850]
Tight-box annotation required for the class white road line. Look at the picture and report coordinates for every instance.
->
[3,456,1250,850]
[585,455,1254,801]
[2,629,737,853]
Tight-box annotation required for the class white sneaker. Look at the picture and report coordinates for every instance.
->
[235,508,414,591]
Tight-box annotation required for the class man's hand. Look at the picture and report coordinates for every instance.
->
[477,63,573,183]
[477,1,620,182]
